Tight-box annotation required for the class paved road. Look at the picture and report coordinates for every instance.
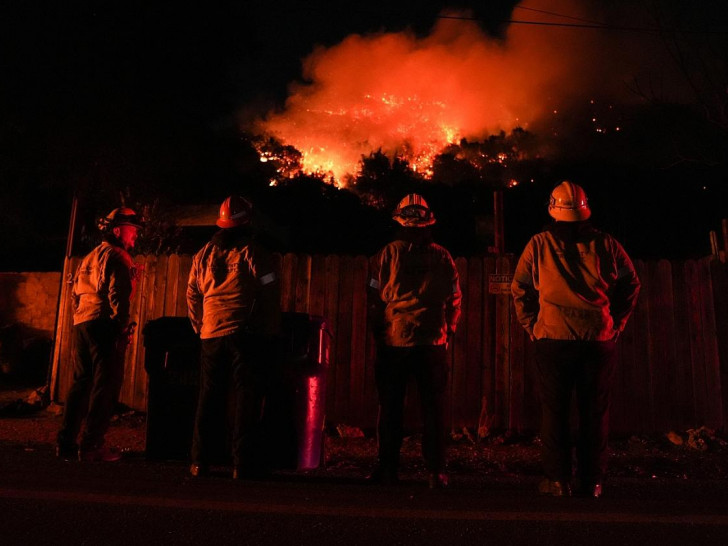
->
[1,443,727,545]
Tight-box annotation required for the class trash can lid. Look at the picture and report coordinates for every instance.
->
[142,317,198,348]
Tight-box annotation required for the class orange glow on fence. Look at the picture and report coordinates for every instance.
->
[250,1,622,184]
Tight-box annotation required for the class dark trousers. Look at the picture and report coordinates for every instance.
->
[534,339,617,484]
[191,332,267,468]
[375,344,449,474]
[58,319,126,450]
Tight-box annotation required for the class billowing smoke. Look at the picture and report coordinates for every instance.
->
[249,1,665,182]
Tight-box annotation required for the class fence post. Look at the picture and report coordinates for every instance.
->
[493,255,511,430]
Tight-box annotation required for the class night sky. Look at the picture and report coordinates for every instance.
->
[2,1,727,269]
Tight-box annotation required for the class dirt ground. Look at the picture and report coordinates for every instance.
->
[2,382,728,481]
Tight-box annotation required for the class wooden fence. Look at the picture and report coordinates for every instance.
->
[50,254,728,436]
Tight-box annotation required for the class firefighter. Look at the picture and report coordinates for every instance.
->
[367,194,462,488]
[56,207,143,462]
[187,195,281,479]
[511,181,640,498]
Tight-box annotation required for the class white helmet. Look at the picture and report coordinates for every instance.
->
[98,207,143,232]
[392,193,435,227]
[548,181,591,222]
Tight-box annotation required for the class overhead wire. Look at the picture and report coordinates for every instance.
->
[436,10,728,36]
[514,4,609,26]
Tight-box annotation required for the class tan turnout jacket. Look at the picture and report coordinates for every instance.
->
[368,239,462,347]
[187,236,279,340]
[511,226,640,341]
[72,241,136,327]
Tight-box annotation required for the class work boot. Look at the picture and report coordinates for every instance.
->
[79,446,122,462]
[538,479,572,497]
[574,480,603,498]
[428,472,449,489]
[189,463,209,477]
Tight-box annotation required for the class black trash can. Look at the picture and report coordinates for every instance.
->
[143,317,200,461]
[265,312,331,471]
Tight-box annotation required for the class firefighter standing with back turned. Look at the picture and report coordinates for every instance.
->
[511,181,640,498]
[187,195,281,480]
[367,194,462,488]
[56,207,142,462]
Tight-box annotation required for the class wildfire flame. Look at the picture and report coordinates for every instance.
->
[250,1,622,185]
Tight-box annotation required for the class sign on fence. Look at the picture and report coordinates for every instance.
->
[488,274,513,295]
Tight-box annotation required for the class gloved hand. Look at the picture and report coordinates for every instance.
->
[116,321,137,350]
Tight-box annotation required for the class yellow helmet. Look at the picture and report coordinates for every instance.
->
[392,193,435,227]
[548,181,591,222]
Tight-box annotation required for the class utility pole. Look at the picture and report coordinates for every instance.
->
[47,193,79,402]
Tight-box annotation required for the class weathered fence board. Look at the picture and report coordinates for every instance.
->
[349,256,369,426]
[334,255,355,422]
[632,259,654,433]
[451,257,470,429]
[323,255,341,420]
[124,255,146,410]
[710,260,728,427]
[480,257,496,435]
[294,254,311,313]
[648,260,676,431]
[509,291,525,433]
[698,258,723,429]
[50,253,728,436]
[164,254,180,317]
[493,256,512,430]
[308,255,327,318]
[176,255,193,316]
[280,253,298,312]
[671,260,697,428]
[466,257,484,430]
[685,260,709,428]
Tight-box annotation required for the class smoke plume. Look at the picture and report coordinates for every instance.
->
[250,1,666,181]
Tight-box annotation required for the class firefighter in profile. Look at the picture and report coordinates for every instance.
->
[367,193,462,488]
[57,207,143,462]
[187,195,281,479]
[511,181,640,498]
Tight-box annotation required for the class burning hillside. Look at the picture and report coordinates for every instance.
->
[248,1,641,185]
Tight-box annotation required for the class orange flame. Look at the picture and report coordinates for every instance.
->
[251,1,613,184]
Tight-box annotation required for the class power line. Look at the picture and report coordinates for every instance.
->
[436,13,728,35]
[514,5,608,27]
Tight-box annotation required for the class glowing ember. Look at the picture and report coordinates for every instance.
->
[250,1,620,184]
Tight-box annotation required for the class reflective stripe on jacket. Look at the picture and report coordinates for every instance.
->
[187,239,279,340]
[369,240,461,347]
[511,228,640,341]
[72,241,135,327]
